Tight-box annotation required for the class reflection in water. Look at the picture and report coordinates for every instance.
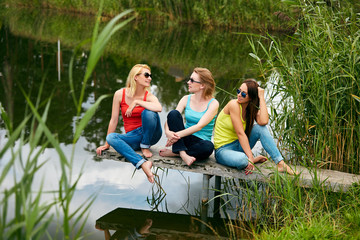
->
[95,207,228,239]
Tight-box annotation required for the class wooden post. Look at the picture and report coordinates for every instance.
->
[213,176,222,218]
[200,174,211,232]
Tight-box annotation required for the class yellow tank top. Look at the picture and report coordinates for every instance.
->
[214,104,246,149]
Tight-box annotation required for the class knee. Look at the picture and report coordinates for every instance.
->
[251,124,268,135]
[167,109,181,120]
[142,109,157,119]
[203,141,214,155]
[106,133,116,145]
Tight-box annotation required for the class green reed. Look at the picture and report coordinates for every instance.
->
[0,2,133,239]
[249,0,360,173]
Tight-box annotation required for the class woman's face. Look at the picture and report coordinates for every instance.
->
[237,83,250,104]
[187,72,202,93]
[135,69,152,87]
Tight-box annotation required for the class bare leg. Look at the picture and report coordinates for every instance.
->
[141,148,153,158]
[253,155,268,164]
[179,151,196,166]
[277,160,299,175]
[159,148,179,157]
[141,161,154,183]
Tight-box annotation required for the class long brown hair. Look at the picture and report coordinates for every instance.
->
[193,67,215,99]
[243,79,260,138]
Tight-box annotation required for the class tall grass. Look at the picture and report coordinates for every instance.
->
[213,171,360,239]
[0,2,134,238]
[249,0,360,173]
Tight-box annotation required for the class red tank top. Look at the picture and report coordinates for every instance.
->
[120,88,148,133]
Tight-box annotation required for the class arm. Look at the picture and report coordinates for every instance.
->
[163,96,188,146]
[176,99,219,138]
[256,87,269,125]
[228,100,255,171]
[125,93,162,117]
[96,89,122,155]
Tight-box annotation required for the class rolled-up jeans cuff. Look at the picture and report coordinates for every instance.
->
[140,143,150,149]
[136,159,146,169]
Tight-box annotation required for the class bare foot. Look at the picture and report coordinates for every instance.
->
[179,151,196,166]
[139,219,153,234]
[141,161,154,183]
[277,160,299,175]
[253,155,268,164]
[159,148,179,157]
[141,148,153,158]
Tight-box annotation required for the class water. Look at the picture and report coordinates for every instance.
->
[0,7,279,239]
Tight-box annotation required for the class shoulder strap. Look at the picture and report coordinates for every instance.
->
[121,88,126,103]
[143,91,149,101]
[205,98,214,110]
[186,94,192,107]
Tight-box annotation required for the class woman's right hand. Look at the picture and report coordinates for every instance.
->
[244,161,254,175]
[96,145,109,155]
[165,130,180,147]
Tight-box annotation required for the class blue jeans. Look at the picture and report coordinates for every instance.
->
[167,110,214,160]
[215,124,283,170]
[106,110,162,169]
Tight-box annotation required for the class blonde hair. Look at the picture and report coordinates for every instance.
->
[193,67,215,99]
[125,64,151,97]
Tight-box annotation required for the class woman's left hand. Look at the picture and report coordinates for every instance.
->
[258,87,265,99]
[125,101,137,117]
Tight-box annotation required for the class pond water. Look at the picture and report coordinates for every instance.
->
[0,7,282,239]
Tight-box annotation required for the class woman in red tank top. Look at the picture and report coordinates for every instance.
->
[96,64,162,183]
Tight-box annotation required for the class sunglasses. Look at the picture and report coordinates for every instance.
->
[189,78,201,84]
[236,89,247,98]
[143,72,152,78]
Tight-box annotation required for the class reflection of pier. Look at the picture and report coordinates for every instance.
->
[95,207,229,239]
[96,146,360,197]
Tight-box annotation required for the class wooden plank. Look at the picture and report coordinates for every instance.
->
[95,146,360,192]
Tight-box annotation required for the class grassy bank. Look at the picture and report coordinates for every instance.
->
[2,0,297,31]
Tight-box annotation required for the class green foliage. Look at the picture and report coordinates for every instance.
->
[250,0,360,173]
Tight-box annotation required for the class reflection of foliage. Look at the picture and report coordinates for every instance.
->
[4,0,297,30]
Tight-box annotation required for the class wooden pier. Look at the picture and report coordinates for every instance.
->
[96,146,360,194]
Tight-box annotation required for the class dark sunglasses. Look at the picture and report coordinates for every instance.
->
[237,89,247,98]
[189,77,201,84]
[143,72,152,78]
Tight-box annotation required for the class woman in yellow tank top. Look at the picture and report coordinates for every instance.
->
[214,79,297,175]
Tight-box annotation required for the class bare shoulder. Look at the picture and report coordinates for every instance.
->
[146,91,159,101]
[228,100,241,113]
[179,95,189,104]
[115,88,124,96]
[210,98,219,106]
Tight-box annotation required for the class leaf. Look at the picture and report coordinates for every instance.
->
[351,94,360,103]
[73,94,110,143]
[249,53,261,61]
